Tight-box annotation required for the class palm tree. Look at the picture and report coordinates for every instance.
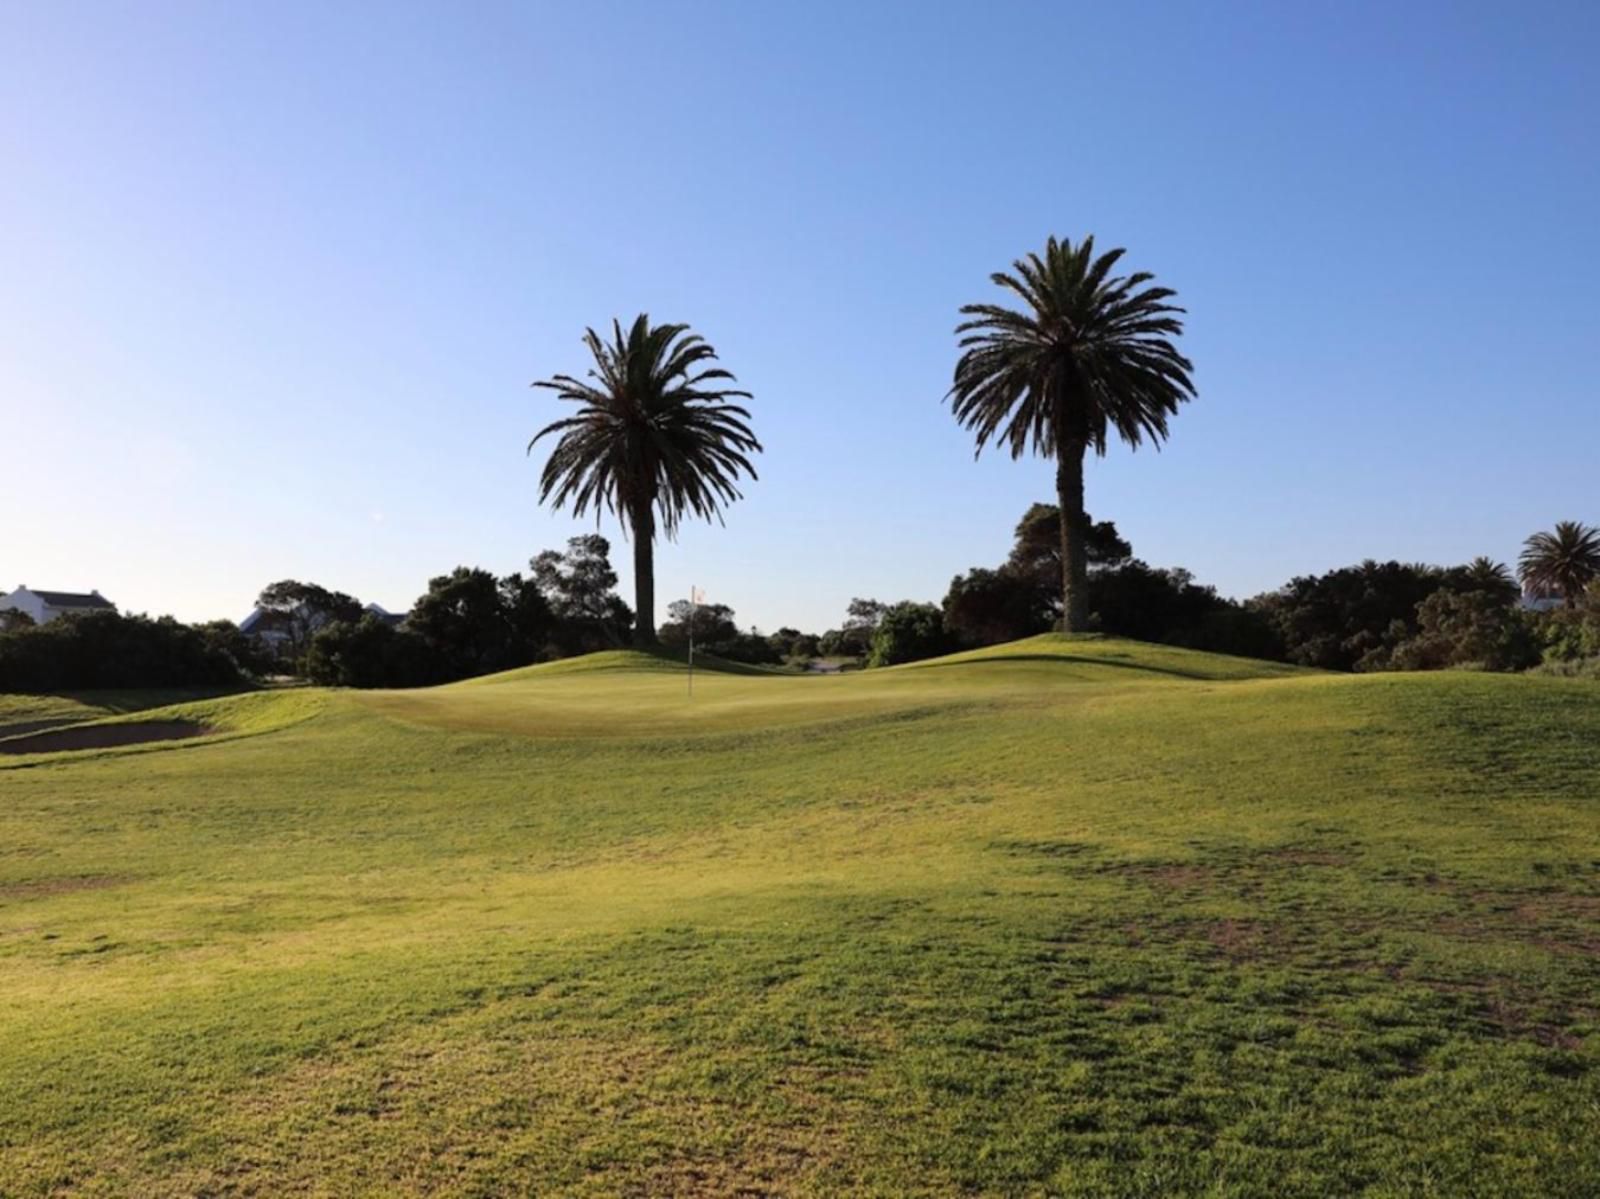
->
[1464,556,1519,604]
[1518,521,1600,609]
[948,236,1196,631]
[530,316,761,647]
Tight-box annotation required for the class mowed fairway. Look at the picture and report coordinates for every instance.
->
[2,635,1598,1197]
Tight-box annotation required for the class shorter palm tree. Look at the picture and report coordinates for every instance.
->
[1518,521,1600,608]
[1463,556,1519,604]
[530,316,761,647]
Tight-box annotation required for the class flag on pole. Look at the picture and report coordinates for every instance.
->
[687,586,704,698]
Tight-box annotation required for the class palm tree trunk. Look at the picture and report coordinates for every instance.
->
[630,503,657,647]
[1056,442,1090,633]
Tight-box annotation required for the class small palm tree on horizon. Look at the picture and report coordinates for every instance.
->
[529,315,761,647]
[1464,556,1519,603]
[1518,521,1600,609]
[948,235,1196,631]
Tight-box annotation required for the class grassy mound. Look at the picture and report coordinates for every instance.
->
[0,689,324,766]
[364,635,1310,742]
[906,631,1312,679]
[1,639,1598,1195]
[460,646,790,683]
[0,686,248,737]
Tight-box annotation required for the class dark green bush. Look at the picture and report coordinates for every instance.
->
[1381,589,1541,672]
[0,611,245,693]
[305,617,443,688]
[869,602,953,667]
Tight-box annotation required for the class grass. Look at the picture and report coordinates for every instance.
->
[0,686,257,734]
[1,633,1597,1195]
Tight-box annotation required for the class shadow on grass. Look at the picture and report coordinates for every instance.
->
[58,682,263,714]
[903,653,1226,681]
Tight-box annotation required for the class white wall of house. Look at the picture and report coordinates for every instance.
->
[0,586,115,625]
[0,589,49,624]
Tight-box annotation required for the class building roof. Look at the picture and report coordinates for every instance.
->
[364,602,407,627]
[239,607,292,636]
[31,590,115,610]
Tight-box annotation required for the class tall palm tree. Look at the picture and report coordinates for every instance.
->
[948,235,1196,631]
[1518,521,1600,609]
[530,315,761,647]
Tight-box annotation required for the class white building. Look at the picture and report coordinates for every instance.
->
[1521,589,1564,613]
[0,586,117,626]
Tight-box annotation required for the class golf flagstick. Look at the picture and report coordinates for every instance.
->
[687,585,703,698]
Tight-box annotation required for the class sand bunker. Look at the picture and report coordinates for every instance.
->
[0,721,211,755]
[0,718,83,740]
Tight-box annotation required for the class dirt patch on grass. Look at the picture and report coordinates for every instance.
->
[0,874,127,902]
[1431,890,1600,958]
[1261,848,1352,867]
[1483,997,1587,1053]
[1412,975,1591,1052]
[1110,863,1216,890]
[1524,934,1600,959]
[1437,914,1559,955]
[1205,918,1280,962]
[1515,894,1600,922]
[0,720,210,755]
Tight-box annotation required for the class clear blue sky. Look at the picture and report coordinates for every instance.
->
[4,1,1596,632]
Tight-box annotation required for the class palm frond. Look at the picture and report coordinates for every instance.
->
[1518,521,1600,602]
[530,315,762,541]
[948,234,1195,460]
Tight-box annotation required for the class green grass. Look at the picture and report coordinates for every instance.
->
[0,686,257,734]
[1,634,1597,1196]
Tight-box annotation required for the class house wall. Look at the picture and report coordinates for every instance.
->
[0,590,50,624]
[0,590,115,625]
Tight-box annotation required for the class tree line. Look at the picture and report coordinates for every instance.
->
[1,512,1595,694]
[0,535,627,692]
[281,535,636,687]
[4,233,1596,692]
[802,510,1600,675]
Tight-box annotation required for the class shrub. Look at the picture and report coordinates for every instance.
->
[407,567,551,679]
[789,633,821,661]
[1090,562,1280,658]
[868,602,953,667]
[0,609,36,633]
[658,602,783,665]
[0,611,245,693]
[530,536,633,654]
[1536,584,1600,663]
[193,620,275,678]
[305,617,441,688]
[1251,560,1518,671]
[1383,589,1541,672]
[942,566,1051,648]
[1529,657,1600,680]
